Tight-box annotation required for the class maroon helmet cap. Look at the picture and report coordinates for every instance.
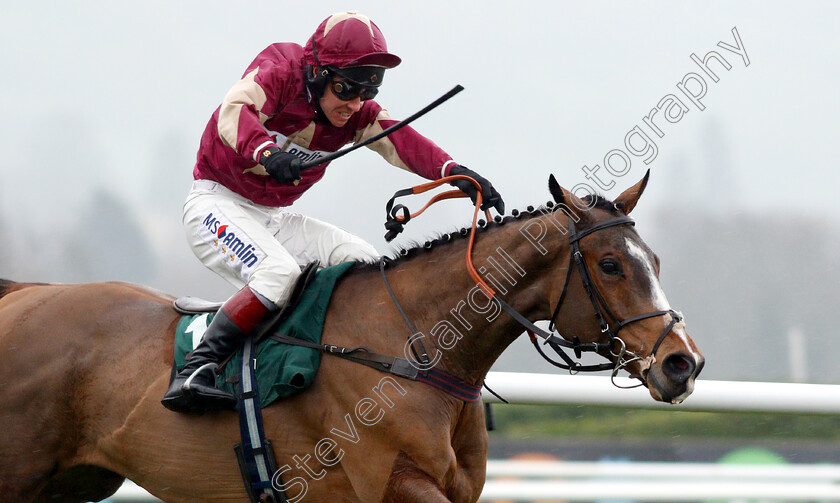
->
[304,12,401,69]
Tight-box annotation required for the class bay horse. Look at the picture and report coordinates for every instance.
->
[0,173,703,503]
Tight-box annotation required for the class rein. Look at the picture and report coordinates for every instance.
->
[275,175,682,400]
[382,176,682,388]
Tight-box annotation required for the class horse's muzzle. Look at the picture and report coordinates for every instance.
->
[645,352,704,404]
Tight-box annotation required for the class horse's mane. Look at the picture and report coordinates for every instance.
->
[354,193,619,270]
[0,279,19,300]
[0,279,47,301]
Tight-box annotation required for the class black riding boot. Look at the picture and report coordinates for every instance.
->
[162,286,272,414]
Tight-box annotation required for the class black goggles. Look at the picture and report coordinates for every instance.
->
[327,65,386,101]
[329,78,379,101]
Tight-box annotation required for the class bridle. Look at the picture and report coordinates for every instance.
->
[383,176,683,388]
[516,214,683,387]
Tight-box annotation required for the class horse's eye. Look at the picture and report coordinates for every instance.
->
[599,259,621,276]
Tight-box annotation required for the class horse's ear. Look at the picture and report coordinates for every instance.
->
[614,169,650,215]
[548,174,589,211]
[548,174,563,203]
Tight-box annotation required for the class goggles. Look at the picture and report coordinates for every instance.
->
[330,78,379,101]
[327,65,385,101]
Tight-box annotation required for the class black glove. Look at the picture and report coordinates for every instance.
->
[260,146,302,184]
[449,165,505,214]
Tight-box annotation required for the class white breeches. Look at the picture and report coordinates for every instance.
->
[183,180,379,305]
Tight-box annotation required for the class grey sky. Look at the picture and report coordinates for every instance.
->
[3,1,838,231]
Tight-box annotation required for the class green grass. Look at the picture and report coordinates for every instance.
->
[488,404,840,442]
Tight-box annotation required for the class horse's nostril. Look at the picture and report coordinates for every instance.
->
[673,358,689,372]
[662,353,696,383]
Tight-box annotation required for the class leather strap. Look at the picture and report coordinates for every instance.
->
[269,334,485,402]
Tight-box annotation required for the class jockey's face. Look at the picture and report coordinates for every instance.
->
[319,77,364,127]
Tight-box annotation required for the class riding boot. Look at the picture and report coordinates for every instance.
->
[161,286,273,414]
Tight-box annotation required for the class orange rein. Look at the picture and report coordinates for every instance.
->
[387,174,496,298]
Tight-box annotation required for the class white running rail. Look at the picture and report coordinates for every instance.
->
[481,371,840,414]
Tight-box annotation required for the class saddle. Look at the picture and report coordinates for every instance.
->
[171,261,354,405]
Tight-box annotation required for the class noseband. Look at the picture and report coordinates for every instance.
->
[497,215,682,386]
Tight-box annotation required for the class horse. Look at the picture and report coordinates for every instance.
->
[0,172,703,503]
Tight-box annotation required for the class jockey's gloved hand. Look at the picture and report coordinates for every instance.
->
[449,165,505,215]
[260,146,302,184]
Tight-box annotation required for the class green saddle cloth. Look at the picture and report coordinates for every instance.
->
[174,261,354,406]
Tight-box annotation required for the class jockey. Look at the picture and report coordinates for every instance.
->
[162,11,504,414]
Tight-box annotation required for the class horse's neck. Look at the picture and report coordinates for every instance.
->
[385,214,566,383]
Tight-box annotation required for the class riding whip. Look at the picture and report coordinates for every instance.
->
[299,85,464,170]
